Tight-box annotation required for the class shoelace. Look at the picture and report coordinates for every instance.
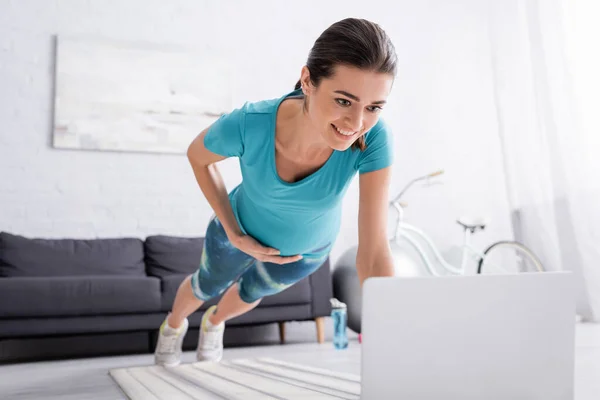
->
[157,333,180,353]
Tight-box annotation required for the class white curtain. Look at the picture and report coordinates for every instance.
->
[488,0,600,321]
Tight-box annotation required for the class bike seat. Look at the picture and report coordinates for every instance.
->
[457,216,489,231]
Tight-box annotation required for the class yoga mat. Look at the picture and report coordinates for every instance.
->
[109,357,361,399]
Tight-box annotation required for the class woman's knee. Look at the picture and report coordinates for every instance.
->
[237,279,268,304]
[227,282,262,305]
[237,264,293,303]
[237,286,266,304]
[237,257,328,302]
[190,269,233,301]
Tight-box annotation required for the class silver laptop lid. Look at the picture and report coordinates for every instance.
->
[361,272,575,400]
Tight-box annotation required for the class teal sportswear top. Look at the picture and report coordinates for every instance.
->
[203,89,394,258]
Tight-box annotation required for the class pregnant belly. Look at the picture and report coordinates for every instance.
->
[236,206,339,258]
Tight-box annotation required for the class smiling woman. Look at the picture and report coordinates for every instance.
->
[293,18,397,151]
[153,17,399,368]
[290,66,393,153]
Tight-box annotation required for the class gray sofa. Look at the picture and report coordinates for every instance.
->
[0,232,333,363]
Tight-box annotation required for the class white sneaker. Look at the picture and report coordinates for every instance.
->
[196,305,225,362]
[154,315,188,367]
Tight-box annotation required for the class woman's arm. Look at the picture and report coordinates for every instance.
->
[356,167,395,286]
[187,127,242,241]
[187,128,302,264]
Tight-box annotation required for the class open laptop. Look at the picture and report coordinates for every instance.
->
[361,272,576,400]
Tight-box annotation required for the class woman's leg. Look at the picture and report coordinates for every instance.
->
[191,217,256,304]
[166,216,255,327]
[167,275,205,329]
[208,282,261,326]
[155,215,254,366]
[195,254,328,362]
[195,281,262,362]
[206,253,331,326]
[224,254,329,318]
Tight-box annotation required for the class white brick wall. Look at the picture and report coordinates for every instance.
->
[0,0,513,267]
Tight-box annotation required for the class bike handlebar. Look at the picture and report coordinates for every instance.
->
[390,169,445,204]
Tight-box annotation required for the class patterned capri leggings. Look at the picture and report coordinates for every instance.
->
[190,216,329,304]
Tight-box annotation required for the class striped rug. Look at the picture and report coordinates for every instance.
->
[109,357,361,399]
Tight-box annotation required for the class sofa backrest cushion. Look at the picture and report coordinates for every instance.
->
[145,235,204,277]
[0,232,145,277]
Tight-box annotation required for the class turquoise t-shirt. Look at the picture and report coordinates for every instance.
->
[203,89,394,258]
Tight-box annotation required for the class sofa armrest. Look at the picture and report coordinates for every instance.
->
[308,258,333,317]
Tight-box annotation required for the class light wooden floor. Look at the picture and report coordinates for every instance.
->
[1,322,599,400]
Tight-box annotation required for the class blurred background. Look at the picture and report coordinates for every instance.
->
[0,0,598,322]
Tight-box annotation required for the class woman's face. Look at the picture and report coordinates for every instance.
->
[301,65,394,151]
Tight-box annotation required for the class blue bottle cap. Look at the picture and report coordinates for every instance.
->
[330,298,347,309]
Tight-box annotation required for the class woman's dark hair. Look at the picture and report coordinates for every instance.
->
[295,18,397,151]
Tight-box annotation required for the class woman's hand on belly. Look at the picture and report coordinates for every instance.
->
[229,233,303,265]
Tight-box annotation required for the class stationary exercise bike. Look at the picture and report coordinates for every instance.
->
[334,169,544,335]
[389,169,543,277]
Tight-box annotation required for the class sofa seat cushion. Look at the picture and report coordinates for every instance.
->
[0,276,161,317]
[159,274,312,312]
[0,232,145,277]
[145,235,204,278]
[259,276,312,307]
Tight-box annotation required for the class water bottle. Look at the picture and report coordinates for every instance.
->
[330,298,348,349]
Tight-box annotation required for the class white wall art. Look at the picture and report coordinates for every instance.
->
[52,36,232,154]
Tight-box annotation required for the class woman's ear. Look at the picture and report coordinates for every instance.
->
[300,66,312,95]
